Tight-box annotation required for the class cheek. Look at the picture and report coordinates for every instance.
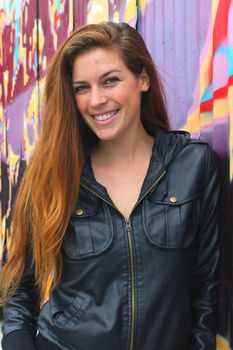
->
[114,84,141,105]
[110,90,129,105]
[124,93,142,109]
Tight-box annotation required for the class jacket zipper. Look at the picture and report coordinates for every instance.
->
[80,169,166,350]
[125,219,135,350]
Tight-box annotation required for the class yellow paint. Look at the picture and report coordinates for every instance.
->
[7,145,20,186]
[68,0,74,34]
[0,3,14,27]
[87,0,109,24]
[37,19,44,54]
[35,19,45,69]
[113,11,120,23]
[124,0,137,23]
[61,1,65,12]
[20,32,30,86]
[212,0,220,26]
[23,63,30,86]
[139,0,146,11]
[181,109,201,133]
[213,98,229,119]
[217,334,231,350]
[228,85,233,181]
[42,56,47,72]
[39,77,46,104]
[200,111,214,127]
[3,70,9,102]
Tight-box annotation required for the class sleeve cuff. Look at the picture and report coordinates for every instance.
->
[2,329,37,350]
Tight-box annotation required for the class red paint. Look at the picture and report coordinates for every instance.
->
[200,77,233,112]
[229,75,233,85]
[213,0,231,52]
[200,100,213,113]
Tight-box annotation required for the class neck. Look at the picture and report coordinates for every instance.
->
[92,124,154,166]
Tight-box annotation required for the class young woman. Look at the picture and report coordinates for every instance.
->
[0,22,219,350]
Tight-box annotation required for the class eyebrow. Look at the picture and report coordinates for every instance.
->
[72,69,122,85]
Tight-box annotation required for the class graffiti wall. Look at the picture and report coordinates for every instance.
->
[0,0,232,349]
[139,1,233,349]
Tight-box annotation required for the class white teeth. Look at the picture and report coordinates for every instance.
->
[93,110,118,121]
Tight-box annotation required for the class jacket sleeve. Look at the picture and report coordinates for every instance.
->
[1,248,40,350]
[190,144,220,350]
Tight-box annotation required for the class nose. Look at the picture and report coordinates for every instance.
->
[89,87,107,107]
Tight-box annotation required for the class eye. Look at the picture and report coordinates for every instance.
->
[104,76,120,85]
[73,85,89,94]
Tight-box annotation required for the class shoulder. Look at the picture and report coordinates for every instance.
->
[185,135,218,170]
[155,130,219,182]
[171,130,217,160]
[170,131,219,183]
[155,129,216,163]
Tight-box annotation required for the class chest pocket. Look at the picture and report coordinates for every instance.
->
[142,188,201,249]
[63,195,114,259]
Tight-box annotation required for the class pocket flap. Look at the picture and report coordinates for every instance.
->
[63,203,113,259]
[148,190,201,205]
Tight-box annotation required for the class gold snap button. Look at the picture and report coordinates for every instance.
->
[169,196,177,203]
[76,208,84,216]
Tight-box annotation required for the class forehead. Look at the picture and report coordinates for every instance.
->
[72,47,127,80]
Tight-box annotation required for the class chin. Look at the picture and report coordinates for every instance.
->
[97,136,115,142]
[96,133,118,142]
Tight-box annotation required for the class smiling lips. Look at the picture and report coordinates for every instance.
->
[91,109,119,122]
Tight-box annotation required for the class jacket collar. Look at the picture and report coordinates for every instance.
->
[80,130,190,204]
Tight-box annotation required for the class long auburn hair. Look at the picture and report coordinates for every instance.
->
[0,22,169,304]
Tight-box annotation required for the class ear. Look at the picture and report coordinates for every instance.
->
[140,68,150,92]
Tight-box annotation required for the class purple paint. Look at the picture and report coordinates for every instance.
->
[6,84,35,158]
[139,0,212,129]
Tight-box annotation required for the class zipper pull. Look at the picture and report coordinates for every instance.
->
[125,219,132,232]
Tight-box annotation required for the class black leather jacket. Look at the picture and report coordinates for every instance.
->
[2,131,220,350]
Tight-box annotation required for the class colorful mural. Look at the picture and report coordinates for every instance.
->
[140,1,233,348]
[0,0,232,348]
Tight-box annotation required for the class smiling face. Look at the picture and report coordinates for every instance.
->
[72,47,149,142]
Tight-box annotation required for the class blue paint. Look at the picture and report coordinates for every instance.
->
[215,44,233,76]
[33,49,38,76]
[13,0,22,82]
[57,0,60,14]
[201,86,212,103]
